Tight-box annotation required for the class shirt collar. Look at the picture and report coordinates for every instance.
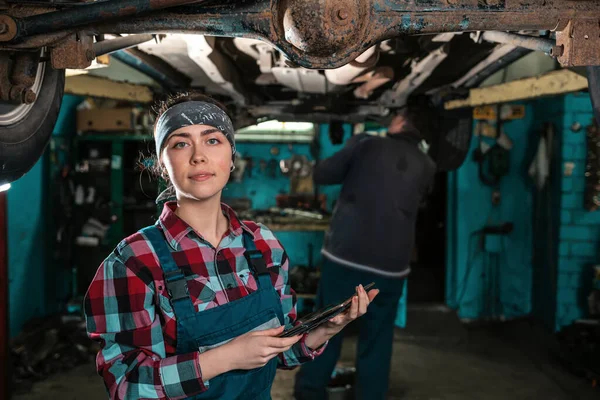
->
[389,129,422,144]
[158,201,254,250]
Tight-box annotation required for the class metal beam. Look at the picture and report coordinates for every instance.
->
[93,34,155,57]
[480,31,559,56]
[65,74,154,103]
[444,69,589,110]
[380,45,448,108]
[85,0,600,69]
[4,0,206,41]
[111,48,191,90]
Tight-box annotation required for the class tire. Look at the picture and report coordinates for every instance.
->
[0,62,65,184]
[426,110,473,171]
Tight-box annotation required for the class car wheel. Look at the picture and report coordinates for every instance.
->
[0,56,65,184]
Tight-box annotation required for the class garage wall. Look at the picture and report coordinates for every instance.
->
[7,155,48,337]
[447,92,599,331]
[446,106,536,321]
[226,124,348,268]
[554,93,597,330]
[8,94,83,337]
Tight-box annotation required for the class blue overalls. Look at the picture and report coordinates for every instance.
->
[142,226,285,400]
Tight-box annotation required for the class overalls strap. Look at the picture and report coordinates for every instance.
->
[141,226,197,319]
[242,231,272,289]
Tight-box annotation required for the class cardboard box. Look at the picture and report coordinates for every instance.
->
[77,108,135,133]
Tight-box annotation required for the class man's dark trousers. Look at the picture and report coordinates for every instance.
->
[294,258,406,400]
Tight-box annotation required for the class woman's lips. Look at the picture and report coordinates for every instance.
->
[189,173,214,182]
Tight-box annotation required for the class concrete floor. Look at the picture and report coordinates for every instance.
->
[12,305,599,400]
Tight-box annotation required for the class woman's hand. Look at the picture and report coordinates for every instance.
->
[326,284,379,332]
[304,284,379,349]
[223,326,302,370]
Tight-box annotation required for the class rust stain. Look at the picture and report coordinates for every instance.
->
[50,32,93,69]
[1,31,73,49]
[0,15,17,42]
[557,19,600,67]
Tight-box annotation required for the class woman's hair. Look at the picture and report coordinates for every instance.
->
[144,92,229,181]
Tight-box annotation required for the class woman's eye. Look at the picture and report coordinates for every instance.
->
[173,142,188,149]
[207,138,221,145]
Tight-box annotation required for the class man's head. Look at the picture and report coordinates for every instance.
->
[387,108,418,136]
[387,113,408,135]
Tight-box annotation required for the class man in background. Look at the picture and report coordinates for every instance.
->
[294,109,436,400]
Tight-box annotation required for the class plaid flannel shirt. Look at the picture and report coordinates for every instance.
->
[84,202,325,400]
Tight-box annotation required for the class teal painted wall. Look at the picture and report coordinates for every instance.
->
[226,124,349,268]
[8,94,83,337]
[554,93,597,330]
[447,92,599,331]
[446,106,535,321]
[7,155,48,337]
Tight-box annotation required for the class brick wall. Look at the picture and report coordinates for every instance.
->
[555,93,598,330]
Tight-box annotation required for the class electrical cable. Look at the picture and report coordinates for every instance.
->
[456,230,485,307]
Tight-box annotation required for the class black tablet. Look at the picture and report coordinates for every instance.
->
[279,282,375,338]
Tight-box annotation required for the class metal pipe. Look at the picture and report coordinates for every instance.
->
[111,48,191,90]
[93,34,155,57]
[14,0,205,40]
[480,31,559,56]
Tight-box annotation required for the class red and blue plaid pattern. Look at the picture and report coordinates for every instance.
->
[84,202,324,399]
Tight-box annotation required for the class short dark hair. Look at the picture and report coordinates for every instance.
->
[396,106,435,140]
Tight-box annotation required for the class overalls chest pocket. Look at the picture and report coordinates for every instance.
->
[194,305,282,397]
[195,307,281,353]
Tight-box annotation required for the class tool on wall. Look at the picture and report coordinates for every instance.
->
[245,156,254,178]
[267,159,278,178]
[259,159,267,174]
[456,221,514,318]
[280,154,312,178]
[280,154,314,194]
[472,105,516,188]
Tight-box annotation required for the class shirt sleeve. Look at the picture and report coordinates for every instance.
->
[270,240,327,369]
[313,133,369,185]
[84,251,208,400]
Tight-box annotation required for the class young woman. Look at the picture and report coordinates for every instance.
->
[84,93,379,400]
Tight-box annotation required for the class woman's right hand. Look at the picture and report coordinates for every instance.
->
[224,326,302,370]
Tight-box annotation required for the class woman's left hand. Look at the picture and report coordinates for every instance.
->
[324,284,379,334]
[304,284,380,350]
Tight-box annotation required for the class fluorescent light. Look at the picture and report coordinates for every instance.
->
[0,183,11,192]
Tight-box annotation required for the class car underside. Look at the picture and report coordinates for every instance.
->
[0,0,600,182]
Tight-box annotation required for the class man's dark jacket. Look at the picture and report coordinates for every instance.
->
[314,131,436,277]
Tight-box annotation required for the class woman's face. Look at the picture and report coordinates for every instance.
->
[161,124,232,202]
